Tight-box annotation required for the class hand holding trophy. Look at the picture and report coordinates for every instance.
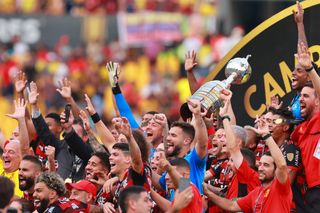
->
[180,55,252,120]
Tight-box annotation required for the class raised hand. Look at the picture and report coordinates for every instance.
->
[56,77,72,100]
[153,113,167,127]
[79,110,91,132]
[106,61,120,87]
[14,70,27,93]
[60,110,74,132]
[171,187,194,212]
[187,99,202,116]
[158,152,171,172]
[267,95,283,110]
[28,81,39,105]
[113,117,132,139]
[251,116,270,136]
[185,50,197,72]
[293,1,304,24]
[219,89,232,117]
[296,42,312,70]
[45,145,56,161]
[84,94,96,116]
[6,98,27,120]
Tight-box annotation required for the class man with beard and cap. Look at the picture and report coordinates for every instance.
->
[33,172,91,213]
[18,155,43,203]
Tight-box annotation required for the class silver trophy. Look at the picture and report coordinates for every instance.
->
[181,55,252,119]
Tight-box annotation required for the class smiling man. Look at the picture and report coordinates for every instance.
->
[34,172,90,213]
[290,42,320,212]
[18,155,42,203]
[0,140,23,197]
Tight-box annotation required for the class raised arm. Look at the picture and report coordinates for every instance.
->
[5,98,30,156]
[253,117,288,184]
[56,77,81,118]
[14,71,37,138]
[297,42,320,97]
[115,117,143,173]
[84,94,116,152]
[78,110,106,153]
[107,62,139,129]
[219,89,243,168]
[29,81,60,149]
[158,152,181,189]
[14,70,28,100]
[61,111,93,162]
[293,1,308,49]
[185,50,200,94]
[187,99,208,159]
[45,145,57,172]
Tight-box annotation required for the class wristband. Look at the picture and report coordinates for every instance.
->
[91,113,101,123]
[306,65,314,73]
[261,133,272,140]
[112,83,122,94]
[221,115,231,121]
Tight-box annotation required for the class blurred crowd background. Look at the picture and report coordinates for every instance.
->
[0,0,294,137]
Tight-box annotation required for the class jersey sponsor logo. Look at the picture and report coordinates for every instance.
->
[287,153,294,162]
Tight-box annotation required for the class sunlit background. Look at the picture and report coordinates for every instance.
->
[0,0,299,137]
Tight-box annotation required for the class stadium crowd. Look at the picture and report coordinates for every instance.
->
[0,0,217,16]
[1,1,320,213]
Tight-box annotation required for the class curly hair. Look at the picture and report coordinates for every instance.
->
[35,172,66,196]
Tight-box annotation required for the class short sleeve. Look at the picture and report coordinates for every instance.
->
[236,189,256,212]
[274,176,291,195]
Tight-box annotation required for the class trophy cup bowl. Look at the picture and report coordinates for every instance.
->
[225,55,252,85]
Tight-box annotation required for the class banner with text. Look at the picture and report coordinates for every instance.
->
[206,0,320,126]
[118,12,185,47]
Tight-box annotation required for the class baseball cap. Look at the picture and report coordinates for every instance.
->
[66,180,97,197]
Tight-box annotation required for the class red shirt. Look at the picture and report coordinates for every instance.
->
[226,160,260,200]
[172,184,202,213]
[291,112,320,188]
[237,177,292,213]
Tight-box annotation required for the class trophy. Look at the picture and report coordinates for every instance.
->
[180,55,252,120]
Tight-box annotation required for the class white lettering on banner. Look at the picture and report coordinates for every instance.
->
[0,18,41,44]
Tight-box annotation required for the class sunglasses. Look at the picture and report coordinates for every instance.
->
[273,118,286,125]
